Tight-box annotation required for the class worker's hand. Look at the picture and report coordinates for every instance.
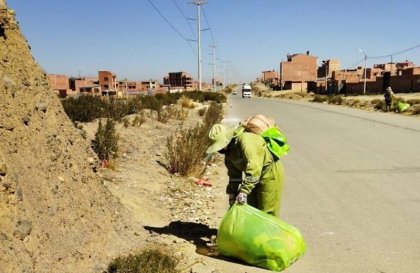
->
[228,194,235,206]
[236,192,247,205]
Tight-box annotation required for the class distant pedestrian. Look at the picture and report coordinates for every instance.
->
[384,87,394,112]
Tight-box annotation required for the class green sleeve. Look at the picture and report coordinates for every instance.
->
[225,157,242,195]
[238,134,265,195]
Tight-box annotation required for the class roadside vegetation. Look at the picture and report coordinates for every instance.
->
[61,91,226,168]
[253,86,420,116]
[165,102,223,176]
[106,246,181,273]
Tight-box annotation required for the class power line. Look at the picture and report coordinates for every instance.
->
[172,0,196,39]
[148,0,196,55]
[201,7,215,45]
[368,43,420,59]
[348,57,366,69]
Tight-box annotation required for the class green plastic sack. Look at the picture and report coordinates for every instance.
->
[261,127,290,161]
[217,204,306,271]
[397,101,410,113]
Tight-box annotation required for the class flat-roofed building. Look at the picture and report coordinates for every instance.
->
[98,71,118,95]
[69,77,100,96]
[280,52,317,92]
[47,74,70,98]
[261,70,278,85]
[164,72,194,90]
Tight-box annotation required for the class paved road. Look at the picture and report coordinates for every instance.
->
[223,93,420,273]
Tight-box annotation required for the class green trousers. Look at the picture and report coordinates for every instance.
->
[247,161,284,217]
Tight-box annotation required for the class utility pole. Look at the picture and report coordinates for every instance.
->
[190,0,207,91]
[210,44,217,92]
[358,49,367,95]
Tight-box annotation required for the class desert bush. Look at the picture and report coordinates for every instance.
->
[122,117,130,128]
[62,95,106,122]
[106,247,180,273]
[63,92,226,124]
[178,95,195,109]
[312,94,328,103]
[157,106,171,124]
[169,107,189,121]
[165,124,208,176]
[131,111,146,127]
[105,97,132,121]
[406,98,420,105]
[198,107,207,116]
[202,102,223,129]
[328,95,343,105]
[411,105,420,115]
[62,95,143,123]
[347,99,360,107]
[92,118,119,161]
[371,99,385,110]
[165,102,223,176]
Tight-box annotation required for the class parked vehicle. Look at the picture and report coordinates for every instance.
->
[242,84,252,98]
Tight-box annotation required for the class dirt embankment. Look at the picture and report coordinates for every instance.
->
[0,4,142,272]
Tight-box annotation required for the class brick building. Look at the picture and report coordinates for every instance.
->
[47,74,70,98]
[280,52,317,92]
[164,72,194,90]
[331,62,420,94]
[317,59,340,92]
[69,77,100,96]
[261,70,278,85]
[98,71,118,95]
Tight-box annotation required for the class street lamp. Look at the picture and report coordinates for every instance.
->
[322,60,329,93]
[358,49,367,95]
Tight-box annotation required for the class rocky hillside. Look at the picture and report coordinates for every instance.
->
[0,2,134,272]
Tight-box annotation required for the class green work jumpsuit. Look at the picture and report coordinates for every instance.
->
[224,127,284,217]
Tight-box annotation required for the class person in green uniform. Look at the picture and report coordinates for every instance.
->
[207,124,284,217]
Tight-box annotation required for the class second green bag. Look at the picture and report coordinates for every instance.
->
[217,204,306,272]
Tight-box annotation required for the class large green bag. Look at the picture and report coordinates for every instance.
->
[396,101,410,113]
[217,204,306,271]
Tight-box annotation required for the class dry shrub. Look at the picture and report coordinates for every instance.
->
[165,102,223,176]
[198,107,207,117]
[328,95,343,105]
[157,107,171,124]
[169,107,189,121]
[92,118,119,161]
[122,117,130,128]
[178,95,196,109]
[411,105,420,115]
[312,94,328,103]
[407,98,420,105]
[106,247,180,273]
[131,111,146,127]
[347,99,360,107]
[371,99,385,110]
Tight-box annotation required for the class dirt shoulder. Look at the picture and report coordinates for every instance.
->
[82,107,275,273]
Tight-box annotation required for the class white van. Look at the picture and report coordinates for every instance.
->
[242,84,252,98]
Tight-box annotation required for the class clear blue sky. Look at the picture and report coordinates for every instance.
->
[7,0,420,83]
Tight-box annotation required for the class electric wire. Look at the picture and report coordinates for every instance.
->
[172,0,196,39]
[348,57,366,69]
[202,7,215,46]
[148,0,196,55]
[368,43,420,59]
